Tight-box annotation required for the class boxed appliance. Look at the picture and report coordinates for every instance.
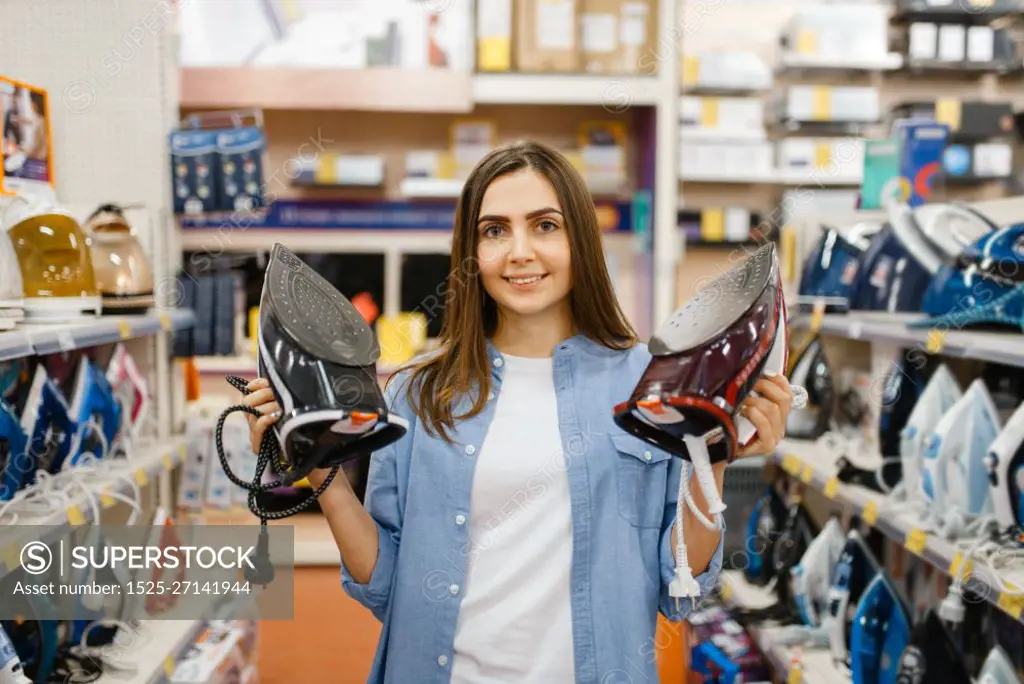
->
[781,86,880,123]
[779,3,891,64]
[515,0,580,72]
[580,0,656,74]
[942,142,1013,179]
[215,125,266,213]
[681,51,772,91]
[170,129,219,215]
[477,0,513,70]
[892,100,1016,140]
[896,120,949,206]
[680,141,774,180]
[777,138,865,179]
[861,138,902,210]
[680,96,765,140]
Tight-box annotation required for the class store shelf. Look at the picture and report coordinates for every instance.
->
[680,169,862,185]
[471,73,661,106]
[681,128,767,142]
[96,619,205,684]
[893,0,1024,24]
[773,437,1024,625]
[179,67,474,113]
[777,52,903,74]
[0,310,195,362]
[0,435,188,582]
[193,354,403,379]
[719,571,850,683]
[791,311,1024,369]
[180,228,453,254]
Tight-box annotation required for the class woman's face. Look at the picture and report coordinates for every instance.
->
[475,168,573,320]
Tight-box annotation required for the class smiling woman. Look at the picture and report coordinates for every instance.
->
[242,139,794,684]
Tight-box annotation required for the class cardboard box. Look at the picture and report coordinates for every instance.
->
[896,120,949,206]
[516,0,580,72]
[861,138,902,210]
[477,0,514,70]
[580,0,656,74]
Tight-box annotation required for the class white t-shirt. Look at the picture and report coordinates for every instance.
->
[450,353,575,683]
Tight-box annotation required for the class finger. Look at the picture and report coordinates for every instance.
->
[742,404,776,449]
[246,378,270,392]
[749,395,783,431]
[242,388,277,408]
[754,377,792,407]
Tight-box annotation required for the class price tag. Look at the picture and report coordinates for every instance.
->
[906,528,928,556]
[782,453,800,476]
[814,143,832,170]
[66,505,86,526]
[721,582,734,602]
[682,55,700,86]
[824,477,839,499]
[811,87,831,121]
[701,98,720,128]
[935,98,962,132]
[997,589,1024,620]
[163,453,175,471]
[163,656,176,677]
[135,468,149,487]
[101,492,116,508]
[800,464,814,484]
[949,552,973,580]
[787,666,803,684]
[862,500,879,526]
[178,445,187,461]
[159,313,172,331]
[700,209,726,242]
[810,299,826,333]
[2,544,20,572]
[926,329,947,354]
[796,29,817,56]
[118,321,132,340]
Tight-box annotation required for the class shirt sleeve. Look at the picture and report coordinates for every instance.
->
[340,372,414,622]
[656,458,726,622]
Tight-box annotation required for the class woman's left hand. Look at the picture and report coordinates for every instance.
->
[737,374,794,458]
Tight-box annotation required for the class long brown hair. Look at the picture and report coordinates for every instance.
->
[398,140,638,442]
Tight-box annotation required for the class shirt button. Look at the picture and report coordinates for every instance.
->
[465,445,476,455]
[455,514,466,526]
[437,655,448,667]
[449,584,460,596]
[644,451,652,461]
[493,357,503,368]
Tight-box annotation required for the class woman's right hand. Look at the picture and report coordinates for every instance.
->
[241,378,351,493]
[242,378,282,454]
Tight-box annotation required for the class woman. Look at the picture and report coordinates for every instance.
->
[244,140,794,684]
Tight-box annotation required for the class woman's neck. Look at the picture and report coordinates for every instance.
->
[490,305,576,358]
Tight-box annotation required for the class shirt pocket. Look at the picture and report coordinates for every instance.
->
[611,433,673,529]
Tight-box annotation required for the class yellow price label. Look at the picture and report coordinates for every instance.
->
[721,582,734,602]
[101,492,116,508]
[66,505,86,526]
[118,321,132,340]
[2,544,20,571]
[163,453,175,471]
[682,55,700,86]
[824,477,839,499]
[906,528,928,556]
[163,656,176,677]
[796,29,817,56]
[862,500,879,526]
[814,143,832,170]
[700,209,725,242]
[926,329,947,354]
[781,453,801,476]
[998,590,1024,620]
[812,87,831,121]
[701,98,720,128]
[810,299,826,333]
[949,552,973,580]
[788,666,803,684]
[159,313,172,331]
[800,464,814,484]
[135,468,149,487]
[935,98,962,131]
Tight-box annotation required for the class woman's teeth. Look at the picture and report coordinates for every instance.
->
[507,275,544,285]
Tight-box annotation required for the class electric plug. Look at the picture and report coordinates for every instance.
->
[245,526,275,586]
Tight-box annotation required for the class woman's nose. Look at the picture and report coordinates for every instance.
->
[508,229,534,262]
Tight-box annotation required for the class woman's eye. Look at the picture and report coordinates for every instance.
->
[538,220,559,232]
[482,224,504,238]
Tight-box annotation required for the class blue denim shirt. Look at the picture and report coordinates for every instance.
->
[341,334,725,684]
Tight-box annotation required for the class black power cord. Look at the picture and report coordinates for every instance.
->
[214,375,342,585]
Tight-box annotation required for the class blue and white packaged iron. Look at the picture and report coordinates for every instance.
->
[0,398,30,501]
[987,401,1024,534]
[17,363,76,481]
[911,222,1024,332]
[850,573,912,684]
[798,223,879,313]
[62,357,122,469]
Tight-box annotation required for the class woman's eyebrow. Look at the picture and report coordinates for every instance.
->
[476,207,564,224]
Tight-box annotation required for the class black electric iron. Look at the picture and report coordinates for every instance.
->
[216,243,408,583]
[785,334,834,440]
[895,609,971,684]
[827,528,885,672]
